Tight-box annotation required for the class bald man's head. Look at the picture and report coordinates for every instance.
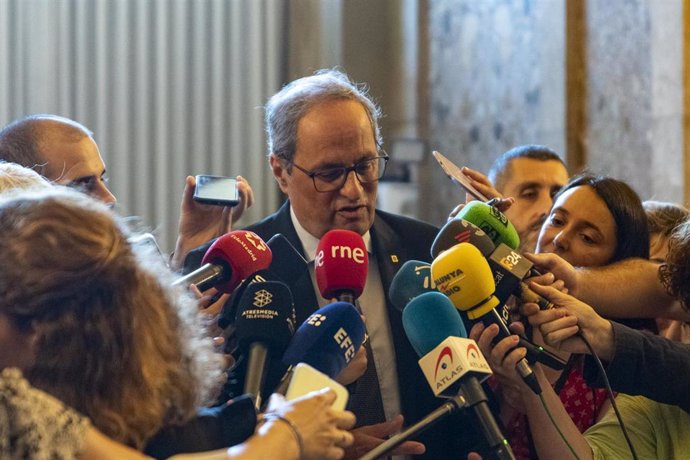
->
[0,115,115,204]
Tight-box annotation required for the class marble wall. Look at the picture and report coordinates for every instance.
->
[422,0,566,225]
[423,0,685,225]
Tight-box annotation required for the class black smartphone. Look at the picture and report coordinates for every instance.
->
[193,175,240,207]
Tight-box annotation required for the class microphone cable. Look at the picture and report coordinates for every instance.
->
[579,331,639,460]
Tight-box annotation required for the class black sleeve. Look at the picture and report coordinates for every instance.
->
[144,395,257,459]
[583,321,690,413]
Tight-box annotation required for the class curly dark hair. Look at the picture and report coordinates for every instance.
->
[660,218,690,310]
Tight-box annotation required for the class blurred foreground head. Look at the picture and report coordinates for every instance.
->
[0,188,220,448]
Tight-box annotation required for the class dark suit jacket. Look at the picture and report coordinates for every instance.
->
[184,201,490,459]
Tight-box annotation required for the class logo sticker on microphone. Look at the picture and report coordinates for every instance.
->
[453,230,471,244]
[307,314,326,327]
[245,232,268,251]
[434,346,453,379]
[252,290,273,307]
[414,265,435,289]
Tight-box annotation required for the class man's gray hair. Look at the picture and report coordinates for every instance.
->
[265,69,383,165]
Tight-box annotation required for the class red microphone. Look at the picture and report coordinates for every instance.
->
[315,229,368,303]
[173,230,272,293]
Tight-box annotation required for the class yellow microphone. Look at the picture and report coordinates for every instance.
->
[430,243,499,320]
[431,243,541,395]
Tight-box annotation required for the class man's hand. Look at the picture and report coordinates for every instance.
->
[171,175,254,270]
[343,415,426,459]
[460,166,503,201]
[524,252,579,295]
[446,167,515,221]
[522,283,615,359]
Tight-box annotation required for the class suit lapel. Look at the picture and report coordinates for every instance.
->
[258,202,319,324]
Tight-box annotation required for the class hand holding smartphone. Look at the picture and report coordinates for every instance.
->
[432,151,489,201]
[193,175,240,207]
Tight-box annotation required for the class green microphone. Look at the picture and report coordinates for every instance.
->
[455,201,520,250]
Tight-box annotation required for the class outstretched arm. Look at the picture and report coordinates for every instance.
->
[525,253,689,320]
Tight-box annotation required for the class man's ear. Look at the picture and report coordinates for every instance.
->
[269,154,289,193]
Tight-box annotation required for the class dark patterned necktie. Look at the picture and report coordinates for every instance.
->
[348,301,386,427]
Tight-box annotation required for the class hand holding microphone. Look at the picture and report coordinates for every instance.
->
[521,283,616,359]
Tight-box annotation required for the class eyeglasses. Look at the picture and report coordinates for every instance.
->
[291,154,389,192]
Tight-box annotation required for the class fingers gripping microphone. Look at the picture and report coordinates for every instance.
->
[388,260,436,312]
[315,229,368,304]
[431,243,542,395]
[234,280,296,409]
[393,292,514,460]
[172,230,272,293]
[283,302,366,377]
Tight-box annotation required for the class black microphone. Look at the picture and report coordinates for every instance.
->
[234,280,295,409]
[432,219,554,312]
[217,234,308,330]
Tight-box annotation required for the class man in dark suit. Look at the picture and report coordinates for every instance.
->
[187,69,488,459]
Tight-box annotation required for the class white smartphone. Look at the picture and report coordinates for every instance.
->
[285,363,349,411]
[432,150,489,201]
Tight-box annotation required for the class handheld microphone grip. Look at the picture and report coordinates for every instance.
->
[402,293,516,460]
[234,280,295,409]
[485,309,541,395]
[173,230,272,293]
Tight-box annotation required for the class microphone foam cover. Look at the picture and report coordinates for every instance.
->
[389,260,436,312]
[202,230,272,293]
[234,281,296,351]
[266,234,308,288]
[455,201,520,250]
[282,302,365,378]
[402,291,466,357]
[431,243,499,317]
[218,268,276,329]
[315,229,368,300]
[431,219,496,258]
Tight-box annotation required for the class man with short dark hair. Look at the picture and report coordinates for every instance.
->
[463,144,569,252]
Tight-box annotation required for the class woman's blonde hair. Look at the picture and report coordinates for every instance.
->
[0,188,221,448]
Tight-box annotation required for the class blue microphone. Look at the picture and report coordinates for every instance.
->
[389,260,437,312]
[282,302,366,378]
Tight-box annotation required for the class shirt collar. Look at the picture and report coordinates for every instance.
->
[289,205,373,262]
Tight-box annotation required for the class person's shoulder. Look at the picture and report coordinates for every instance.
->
[242,203,290,240]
